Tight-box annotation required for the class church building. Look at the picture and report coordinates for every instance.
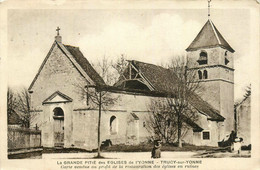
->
[28,17,235,149]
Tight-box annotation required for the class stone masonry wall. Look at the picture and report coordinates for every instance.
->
[187,46,234,140]
[236,96,251,146]
[30,43,88,111]
[30,43,91,147]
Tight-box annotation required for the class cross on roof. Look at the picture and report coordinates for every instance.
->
[56,27,60,36]
[208,0,211,18]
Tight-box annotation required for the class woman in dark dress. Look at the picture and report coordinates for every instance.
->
[151,140,162,158]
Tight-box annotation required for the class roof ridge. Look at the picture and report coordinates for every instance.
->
[64,45,106,86]
[209,19,221,45]
[131,60,170,71]
[64,44,79,48]
[186,19,235,53]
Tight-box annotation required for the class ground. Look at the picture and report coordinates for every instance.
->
[26,150,250,159]
[9,143,251,159]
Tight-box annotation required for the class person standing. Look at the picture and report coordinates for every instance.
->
[151,140,162,158]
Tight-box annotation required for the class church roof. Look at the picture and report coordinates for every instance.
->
[182,115,203,132]
[130,60,179,93]
[120,60,224,121]
[29,40,105,91]
[64,45,106,86]
[186,19,234,53]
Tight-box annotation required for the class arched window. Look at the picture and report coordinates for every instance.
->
[203,70,208,79]
[197,51,208,65]
[198,70,202,79]
[225,51,228,56]
[110,116,117,134]
[53,107,64,120]
[224,51,229,65]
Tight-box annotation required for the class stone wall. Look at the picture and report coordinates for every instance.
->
[187,46,234,140]
[30,42,226,149]
[191,113,223,146]
[187,47,233,68]
[30,43,88,111]
[70,94,152,150]
[8,126,41,150]
[236,96,251,146]
[30,43,92,148]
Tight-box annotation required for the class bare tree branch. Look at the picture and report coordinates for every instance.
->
[148,56,200,146]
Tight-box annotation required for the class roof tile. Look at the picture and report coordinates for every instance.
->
[127,60,225,121]
[186,20,234,53]
[64,45,106,86]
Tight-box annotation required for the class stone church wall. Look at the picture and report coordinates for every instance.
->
[30,42,227,149]
[191,113,222,146]
[187,47,234,140]
[69,109,151,150]
[220,81,234,134]
[73,110,98,150]
[30,43,94,148]
[236,96,251,146]
[30,44,88,112]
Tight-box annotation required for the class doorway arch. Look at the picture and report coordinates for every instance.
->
[53,107,64,147]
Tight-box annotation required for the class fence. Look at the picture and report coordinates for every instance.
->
[8,126,41,150]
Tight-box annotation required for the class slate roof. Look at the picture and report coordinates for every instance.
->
[186,19,235,53]
[130,60,179,93]
[182,115,203,132]
[29,40,105,91]
[126,60,225,121]
[64,45,106,86]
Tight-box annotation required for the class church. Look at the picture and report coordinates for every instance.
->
[28,16,235,150]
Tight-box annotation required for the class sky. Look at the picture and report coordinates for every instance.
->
[7,8,252,101]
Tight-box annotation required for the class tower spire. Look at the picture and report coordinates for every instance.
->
[208,0,211,18]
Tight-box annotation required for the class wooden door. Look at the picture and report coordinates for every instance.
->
[54,118,64,147]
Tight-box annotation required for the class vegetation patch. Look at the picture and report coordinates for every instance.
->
[102,143,218,152]
[43,147,91,154]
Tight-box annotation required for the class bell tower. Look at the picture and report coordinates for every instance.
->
[186,18,235,138]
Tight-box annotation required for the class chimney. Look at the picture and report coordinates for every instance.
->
[55,27,62,43]
[55,35,62,43]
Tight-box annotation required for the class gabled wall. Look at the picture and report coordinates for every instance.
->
[30,43,88,110]
[30,43,91,147]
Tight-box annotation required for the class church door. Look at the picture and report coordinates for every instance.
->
[53,107,64,147]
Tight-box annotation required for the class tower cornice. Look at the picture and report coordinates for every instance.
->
[187,64,234,71]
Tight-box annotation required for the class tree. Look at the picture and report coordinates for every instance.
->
[7,87,18,125]
[234,84,251,133]
[147,56,200,147]
[75,55,127,158]
[147,98,178,143]
[112,54,128,82]
[243,84,251,99]
[7,87,35,128]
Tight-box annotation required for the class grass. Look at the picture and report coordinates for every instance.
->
[102,142,218,152]
[41,143,218,154]
[43,147,91,154]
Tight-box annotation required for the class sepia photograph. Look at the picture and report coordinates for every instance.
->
[0,0,259,169]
